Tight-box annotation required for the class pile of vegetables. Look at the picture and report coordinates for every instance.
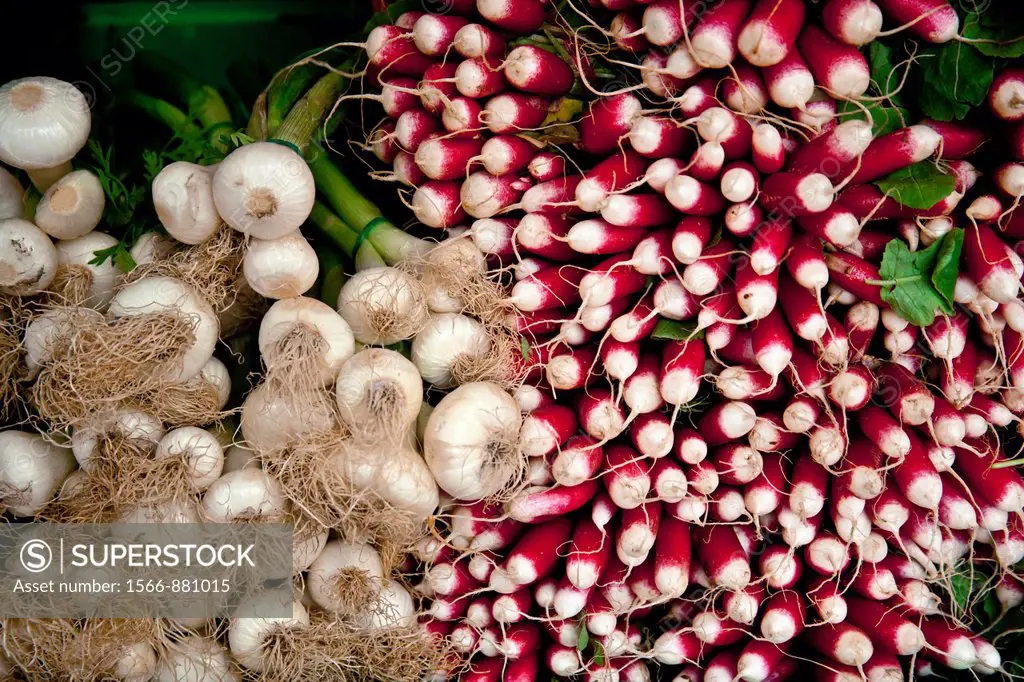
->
[2,0,1024,680]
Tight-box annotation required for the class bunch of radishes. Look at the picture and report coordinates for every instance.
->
[360,0,1024,680]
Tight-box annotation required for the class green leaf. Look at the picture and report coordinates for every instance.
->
[868,40,903,103]
[877,235,960,327]
[838,99,909,136]
[950,569,973,613]
[918,41,994,121]
[962,10,1024,58]
[113,247,137,273]
[591,640,605,666]
[519,337,531,361]
[651,318,704,341]
[931,228,964,313]
[576,624,589,652]
[875,161,957,210]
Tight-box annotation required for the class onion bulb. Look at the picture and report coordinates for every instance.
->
[0,430,76,516]
[34,169,104,239]
[411,313,491,388]
[258,296,355,385]
[307,540,384,613]
[0,218,57,295]
[240,383,336,453]
[335,348,423,435]
[154,426,225,490]
[420,238,487,313]
[112,642,158,682]
[0,166,24,221]
[423,381,523,500]
[23,306,103,373]
[129,231,177,266]
[53,231,119,309]
[359,580,417,630]
[152,161,221,244]
[213,142,315,240]
[201,468,287,522]
[228,591,308,672]
[71,410,164,469]
[107,276,219,382]
[243,230,319,299]
[336,266,428,345]
[154,636,238,682]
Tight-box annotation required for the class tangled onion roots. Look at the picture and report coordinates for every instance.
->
[261,429,427,557]
[449,326,528,391]
[0,303,25,421]
[2,618,167,681]
[126,227,263,335]
[30,308,224,428]
[262,324,333,406]
[250,614,453,682]
[44,264,92,307]
[42,435,202,524]
[413,240,515,327]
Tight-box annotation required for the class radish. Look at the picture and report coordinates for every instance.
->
[752,123,786,173]
[823,0,884,45]
[990,68,1024,122]
[632,413,674,459]
[807,576,848,623]
[642,0,701,46]
[805,531,852,575]
[806,623,874,667]
[579,93,643,155]
[650,629,701,665]
[738,0,805,66]
[877,0,959,43]
[720,65,769,114]
[482,93,549,134]
[694,524,751,590]
[602,444,652,509]
[454,22,505,58]
[692,609,749,646]
[920,620,978,670]
[689,0,754,69]
[578,388,626,440]
[724,583,766,624]
[759,590,806,643]
[798,25,871,98]
[476,0,545,33]
[616,501,661,566]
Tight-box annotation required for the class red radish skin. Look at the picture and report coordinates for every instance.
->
[482,93,549,134]
[877,362,936,426]
[379,76,420,118]
[441,96,483,134]
[681,238,735,296]
[394,109,438,152]
[920,620,978,670]
[492,587,532,623]
[476,0,545,33]
[616,501,661,566]
[893,434,943,509]
[845,301,878,359]
[798,206,861,248]
[454,23,506,58]
[689,0,755,69]
[687,141,727,182]
[674,427,709,465]
[528,152,566,182]
[580,93,643,155]
[551,435,604,488]
[600,338,640,382]
[366,25,436,77]
[418,64,460,114]
[694,524,752,590]
[693,609,750,647]
[697,107,754,159]
[369,121,398,163]
[699,401,758,446]
[955,443,1024,512]
[508,480,600,524]
[720,65,769,114]
[579,254,648,307]
[752,123,786,173]
[823,0,884,45]
[392,151,424,186]
[736,640,794,682]
[990,68,1024,122]
[798,25,871,98]
[849,125,942,184]
[737,0,806,66]
[517,213,575,261]
[602,444,652,509]
[788,120,874,177]
[496,517,574,588]
[578,389,626,441]
[805,532,852,576]
[806,622,874,667]
[923,119,987,158]
[877,0,959,43]
[622,353,664,414]
[759,590,806,643]
[521,175,584,214]
[650,628,701,665]
[481,135,538,176]
[665,174,728,216]
[512,265,585,312]
[610,12,650,54]
[575,150,651,213]
[642,0,702,47]
[779,275,827,342]
[751,218,793,275]
[601,194,675,228]
[630,116,691,158]
[752,308,794,378]
[725,201,765,238]
[412,180,467,228]
[760,171,835,216]
[807,576,848,623]
[965,222,1023,304]
[414,136,483,181]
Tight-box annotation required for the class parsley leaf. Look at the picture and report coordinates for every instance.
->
[875,161,957,210]
[876,229,964,326]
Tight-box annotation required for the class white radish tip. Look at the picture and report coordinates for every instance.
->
[796,173,835,213]
[908,124,943,162]
[842,2,883,46]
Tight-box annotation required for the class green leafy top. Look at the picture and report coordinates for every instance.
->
[875,161,957,210]
[875,228,964,327]
[961,9,1024,58]
[838,40,908,135]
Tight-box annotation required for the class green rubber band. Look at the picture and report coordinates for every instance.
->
[353,216,389,256]
[267,138,303,156]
